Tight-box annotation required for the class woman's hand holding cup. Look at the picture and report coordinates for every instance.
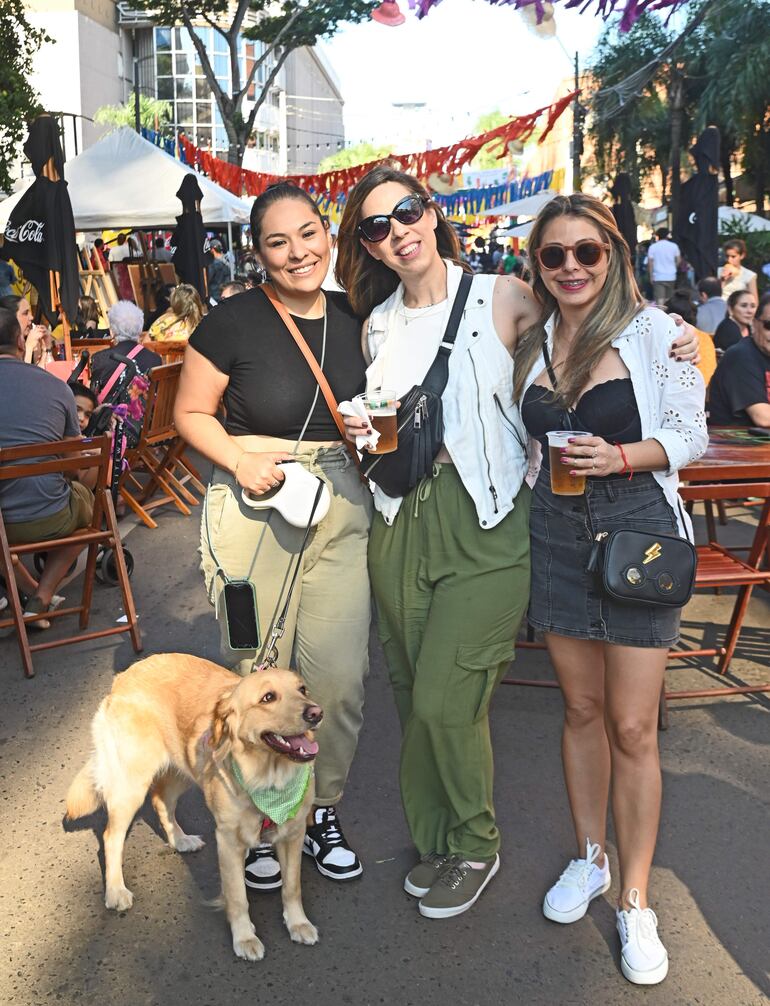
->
[561,435,624,479]
[341,412,373,444]
[234,451,293,495]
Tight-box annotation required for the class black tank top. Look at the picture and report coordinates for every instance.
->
[521,378,642,474]
[189,288,365,439]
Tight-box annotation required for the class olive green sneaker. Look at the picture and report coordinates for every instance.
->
[404,853,452,897]
[418,854,500,919]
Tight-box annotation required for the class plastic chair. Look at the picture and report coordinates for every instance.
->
[0,435,142,678]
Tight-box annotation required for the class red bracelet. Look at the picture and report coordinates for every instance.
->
[614,442,634,480]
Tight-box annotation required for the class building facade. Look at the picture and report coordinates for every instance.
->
[284,47,345,174]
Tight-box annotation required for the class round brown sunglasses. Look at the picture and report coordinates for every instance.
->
[536,239,611,271]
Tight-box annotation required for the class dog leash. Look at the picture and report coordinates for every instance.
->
[256,479,325,670]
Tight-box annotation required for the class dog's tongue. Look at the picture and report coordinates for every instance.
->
[287,733,319,756]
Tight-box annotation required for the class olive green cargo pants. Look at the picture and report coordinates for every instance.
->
[201,445,372,805]
[369,464,531,862]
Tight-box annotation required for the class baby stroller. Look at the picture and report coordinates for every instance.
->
[35,351,144,585]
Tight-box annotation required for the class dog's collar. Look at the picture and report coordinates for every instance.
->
[229,756,312,826]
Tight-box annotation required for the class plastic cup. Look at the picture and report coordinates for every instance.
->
[356,389,398,454]
[546,430,591,496]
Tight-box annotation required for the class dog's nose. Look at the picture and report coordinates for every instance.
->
[303,704,323,725]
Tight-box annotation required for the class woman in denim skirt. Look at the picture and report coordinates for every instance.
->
[514,195,707,986]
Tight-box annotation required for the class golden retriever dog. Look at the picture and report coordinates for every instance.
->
[66,653,322,961]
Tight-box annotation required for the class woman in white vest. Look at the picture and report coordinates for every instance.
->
[336,166,540,921]
[336,168,700,925]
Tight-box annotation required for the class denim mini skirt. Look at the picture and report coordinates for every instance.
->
[528,472,681,648]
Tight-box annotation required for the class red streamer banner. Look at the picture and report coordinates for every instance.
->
[178,91,576,202]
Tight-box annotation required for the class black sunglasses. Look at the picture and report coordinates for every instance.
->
[358,195,430,243]
[536,239,610,271]
[757,318,770,331]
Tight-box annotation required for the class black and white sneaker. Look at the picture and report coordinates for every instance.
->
[244,842,282,891]
[303,806,363,881]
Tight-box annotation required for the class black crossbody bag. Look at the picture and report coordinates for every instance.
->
[543,338,697,608]
[361,272,473,499]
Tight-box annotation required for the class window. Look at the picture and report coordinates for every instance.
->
[173,28,184,49]
[196,101,212,124]
[156,53,172,76]
[195,78,209,99]
[214,53,228,79]
[196,126,212,148]
[175,77,193,100]
[175,53,191,76]
[157,78,173,101]
[271,89,280,108]
[155,28,171,52]
[176,101,194,123]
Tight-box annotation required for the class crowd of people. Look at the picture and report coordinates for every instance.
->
[2,170,767,989]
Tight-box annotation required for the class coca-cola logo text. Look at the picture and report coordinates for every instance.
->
[4,219,45,243]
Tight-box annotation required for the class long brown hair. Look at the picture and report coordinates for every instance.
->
[513,193,644,405]
[335,166,463,318]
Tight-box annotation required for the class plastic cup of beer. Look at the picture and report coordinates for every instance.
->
[546,430,592,496]
[356,389,398,454]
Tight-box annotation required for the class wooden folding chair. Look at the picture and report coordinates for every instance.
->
[142,339,187,365]
[0,435,142,678]
[119,362,203,529]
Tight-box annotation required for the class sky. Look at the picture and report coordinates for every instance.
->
[319,0,606,152]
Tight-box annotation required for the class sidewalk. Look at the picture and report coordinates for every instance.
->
[1,503,768,1006]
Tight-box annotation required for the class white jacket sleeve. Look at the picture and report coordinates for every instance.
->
[645,311,708,475]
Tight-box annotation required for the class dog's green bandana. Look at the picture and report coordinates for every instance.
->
[230,757,312,826]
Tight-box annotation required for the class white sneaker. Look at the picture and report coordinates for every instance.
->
[616,888,669,985]
[543,838,611,924]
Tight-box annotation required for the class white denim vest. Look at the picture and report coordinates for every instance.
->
[367,262,528,529]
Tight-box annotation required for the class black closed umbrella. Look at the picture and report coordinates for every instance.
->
[610,173,637,257]
[171,174,208,300]
[674,126,720,283]
[1,115,79,354]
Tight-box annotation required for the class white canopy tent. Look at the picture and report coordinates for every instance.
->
[718,205,770,232]
[480,190,557,219]
[0,127,253,231]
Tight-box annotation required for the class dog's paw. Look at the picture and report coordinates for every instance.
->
[173,833,205,853]
[233,935,265,962]
[105,886,134,911]
[288,920,319,946]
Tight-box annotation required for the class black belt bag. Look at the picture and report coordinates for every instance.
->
[587,519,697,608]
[361,272,473,499]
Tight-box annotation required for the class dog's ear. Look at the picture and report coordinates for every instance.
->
[210,688,237,760]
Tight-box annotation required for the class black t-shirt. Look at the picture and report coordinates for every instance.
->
[188,288,366,439]
[713,316,743,352]
[708,337,770,426]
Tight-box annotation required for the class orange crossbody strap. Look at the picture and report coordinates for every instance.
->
[261,285,362,470]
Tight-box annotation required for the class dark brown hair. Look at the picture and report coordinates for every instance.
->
[513,193,643,405]
[724,238,747,257]
[335,166,463,318]
[249,182,325,249]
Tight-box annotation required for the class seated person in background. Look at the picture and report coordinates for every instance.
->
[714,289,757,352]
[147,283,204,342]
[0,259,16,297]
[206,240,230,302]
[108,233,131,263]
[90,300,161,397]
[69,381,97,432]
[219,280,246,300]
[666,289,717,385]
[52,295,108,343]
[0,307,94,629]
[720,238,758,300]
[696,277,727,334]
[153,236,174,263]
[708,293,770,428]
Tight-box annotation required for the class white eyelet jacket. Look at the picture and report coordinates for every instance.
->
[366,261,529,529]
[521,307,708,538]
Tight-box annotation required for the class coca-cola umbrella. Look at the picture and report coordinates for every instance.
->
[0,115,79,357]
[171,173,208,300]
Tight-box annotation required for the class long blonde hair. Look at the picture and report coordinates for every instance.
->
[513,193,644,405]
[335,166,464,318]
[170,283,205,328]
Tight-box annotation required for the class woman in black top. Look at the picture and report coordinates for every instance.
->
[713,288,756,352]
[175,184,371,905]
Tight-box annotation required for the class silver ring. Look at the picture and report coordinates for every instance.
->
[593,447,598,458]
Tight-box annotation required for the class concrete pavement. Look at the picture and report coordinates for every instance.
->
[1,499,768,1006]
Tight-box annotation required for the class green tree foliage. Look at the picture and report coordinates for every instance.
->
[470,110,510,170]
[318,141,392,172]
[95,96,172,133]
[0,1,49,192]
[135,0,377,165]
[586,1,770,215]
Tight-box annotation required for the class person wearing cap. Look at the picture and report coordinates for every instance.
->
[207,240,231,303]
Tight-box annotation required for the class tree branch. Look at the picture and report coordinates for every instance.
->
[179,7,231,117]
[243,45,291,141]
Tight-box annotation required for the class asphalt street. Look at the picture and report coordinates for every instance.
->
[1,492,768,1006]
